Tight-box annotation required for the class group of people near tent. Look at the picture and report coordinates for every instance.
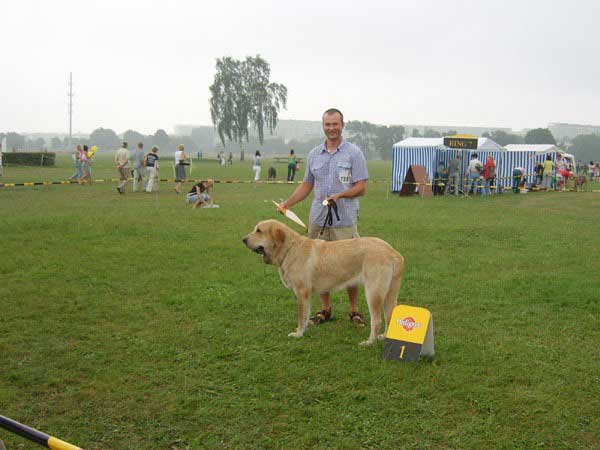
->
[433,152,587,195]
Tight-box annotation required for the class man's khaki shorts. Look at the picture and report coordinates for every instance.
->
[307,224,359,241]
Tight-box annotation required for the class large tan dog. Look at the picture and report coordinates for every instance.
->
[242,220,404,346]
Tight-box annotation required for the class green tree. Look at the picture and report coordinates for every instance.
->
[411,128,422,138]
[152,129,171,152]
[89,128,120,150]
[374,125,405,160]
[346,121,378,157]
[524,128,556,145]
[424,128,441,138]
[569,134,600,162]
[209,55,287,148]
[346,121,404,160]
[123,129,146,147]
[50,137,63,149]
[482,130,524,146]
[5,132,25,150]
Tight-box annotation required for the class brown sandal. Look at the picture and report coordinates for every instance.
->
[349,312,366,327]
[310,308,332,325]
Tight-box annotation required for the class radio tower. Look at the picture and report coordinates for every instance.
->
[67,72,74,150]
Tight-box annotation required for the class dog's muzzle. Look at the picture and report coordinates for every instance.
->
[242,237,264,255]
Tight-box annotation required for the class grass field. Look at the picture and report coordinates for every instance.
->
[1,155,599,449]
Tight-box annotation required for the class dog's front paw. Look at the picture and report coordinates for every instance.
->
[288,331,304,338]
[377,334,386,341]
[359,339,376,347]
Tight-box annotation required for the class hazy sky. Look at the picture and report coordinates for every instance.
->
[3,0,599,135]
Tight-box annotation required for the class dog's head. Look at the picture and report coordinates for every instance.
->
[242,220,291,266]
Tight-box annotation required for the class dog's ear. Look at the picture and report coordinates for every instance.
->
[272,226,286,248]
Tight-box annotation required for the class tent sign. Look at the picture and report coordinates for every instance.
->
[383,305,434,362]
[443,136,478,150]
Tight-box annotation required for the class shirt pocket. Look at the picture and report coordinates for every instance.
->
[337,161,352,186]
[312,161,329,178]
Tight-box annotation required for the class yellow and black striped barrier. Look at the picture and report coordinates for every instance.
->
[0,415,83,450]
[0,178,389,188]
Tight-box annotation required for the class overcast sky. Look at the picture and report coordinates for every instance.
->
[3,0,599,135]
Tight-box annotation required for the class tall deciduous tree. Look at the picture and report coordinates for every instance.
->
[346,121,405,160]
[123,129,145,147]
[482,130,524,146]
[209,55,287,147]
[569,134,600,162]
[153,129,171,151]
[524,128,556,145]
[90,128,120,150]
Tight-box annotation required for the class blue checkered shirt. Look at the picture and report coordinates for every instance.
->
[304,140,369,227]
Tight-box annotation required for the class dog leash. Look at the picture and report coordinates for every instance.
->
[320,199,340,236]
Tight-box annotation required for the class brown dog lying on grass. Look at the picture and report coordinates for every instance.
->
[242,220,404,346]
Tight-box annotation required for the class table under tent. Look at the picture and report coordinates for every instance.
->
[391,137,505,193]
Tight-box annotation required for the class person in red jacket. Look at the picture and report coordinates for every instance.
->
[483,155,496,195]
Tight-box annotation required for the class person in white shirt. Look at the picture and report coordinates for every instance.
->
[465,153,483,195]
[174,144,188,194]
[253,151,262,181]
[115,142,130,194]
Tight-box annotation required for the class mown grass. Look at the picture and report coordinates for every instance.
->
[0,156,599,449]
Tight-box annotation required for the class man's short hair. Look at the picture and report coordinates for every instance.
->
[471,152,478,158]
[138,142,143,148]
[322,108,344,123]
[123,142,128,148]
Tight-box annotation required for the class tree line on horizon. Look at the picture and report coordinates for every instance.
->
[2,125,599,162]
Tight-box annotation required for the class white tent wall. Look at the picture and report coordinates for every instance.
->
[391,145,438,191]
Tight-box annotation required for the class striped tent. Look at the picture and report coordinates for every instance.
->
[503,145,569,188]
[391,137,504,192]
[391,138,441,191]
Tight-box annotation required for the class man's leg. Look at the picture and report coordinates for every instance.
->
[146,168,154,192]
[320,292,331,312]
[133,168,138,192]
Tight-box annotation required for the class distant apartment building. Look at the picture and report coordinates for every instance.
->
[402,124,513,136]
[548,123,600,141]
[173,124,196,136]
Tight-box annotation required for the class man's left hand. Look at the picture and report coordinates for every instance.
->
[326,193,341,204]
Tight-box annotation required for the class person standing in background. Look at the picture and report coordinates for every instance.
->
[174,144,188,194]
[466,153,483,196]
[287,149,297,182]
[483,155,496,195]
[542,155,554,190]
[70,144,83,180]
[444,153,461,195]
[133,142,146,192]
[144,146,160,193]
[78,145,92,185]
[253,151,262,181]
[115,142,130,194]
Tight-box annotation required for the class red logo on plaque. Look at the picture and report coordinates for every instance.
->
[399,317,416,331]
